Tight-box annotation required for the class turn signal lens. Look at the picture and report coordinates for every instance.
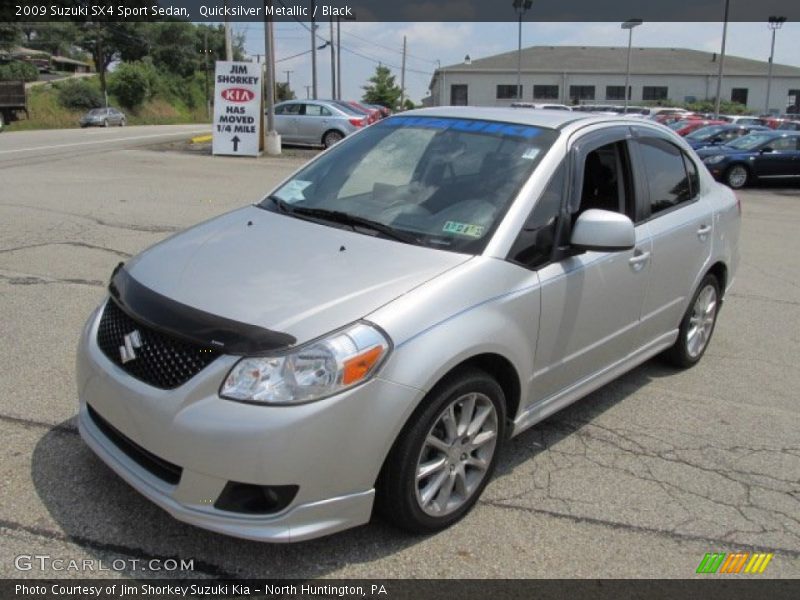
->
[343,345,385,385]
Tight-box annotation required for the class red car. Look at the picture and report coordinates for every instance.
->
[346,101,381,124]
[763,117,800,130]
[670,119,727,136]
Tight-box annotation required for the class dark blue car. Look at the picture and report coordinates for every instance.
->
[685,124,769,151]
[695,131,800,189]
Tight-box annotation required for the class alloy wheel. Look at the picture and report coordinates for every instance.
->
[686,284,717,358]
[414,392,498,517]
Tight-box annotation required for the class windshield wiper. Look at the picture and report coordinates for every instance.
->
[290,207,419,244]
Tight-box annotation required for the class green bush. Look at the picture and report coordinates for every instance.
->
[56,79,103,111]
[0,60,39,82]
[108,62,151,109]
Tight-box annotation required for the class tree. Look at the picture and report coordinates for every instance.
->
[402,98,416,111]
[0,23,21,52]
[108,61,151,109]
[76,22,148,95]
[148,22,197,77]
[276,82,295,102]
[24,23,79,57]
[362,65,402,110]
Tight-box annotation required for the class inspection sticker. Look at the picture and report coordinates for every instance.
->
[443,221,485,238]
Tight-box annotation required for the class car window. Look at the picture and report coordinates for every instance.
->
[277,103,302,115]
[638,138,693,216]
[576,142,632,217]
[265,117,558,254]
[768,137,798,151]
[305,104,331,117]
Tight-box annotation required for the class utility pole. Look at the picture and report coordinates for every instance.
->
[336,17,342,99]
[329,18,336,99]
[400,35,407,109]
[284,70,293,86]
[310,0,318,99]
[305,85,312,98]
[224,0,233,61]
[203,28,211,118]
[621,19,642,113]
[264,0,280,155]
[714,0,730,119]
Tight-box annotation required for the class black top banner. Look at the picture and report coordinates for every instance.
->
[3,0,800,23]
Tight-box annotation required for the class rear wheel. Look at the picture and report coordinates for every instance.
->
[724,164,749,189]
[322,130,344,148]
[376,369,505,533]
[663,274,720,368]
[103,119,109,128]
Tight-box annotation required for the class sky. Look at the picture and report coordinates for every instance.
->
[236,21,800,103]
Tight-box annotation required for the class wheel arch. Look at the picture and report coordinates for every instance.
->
[321,128,346,146]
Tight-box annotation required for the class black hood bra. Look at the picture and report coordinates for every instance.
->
[108,263,296,355]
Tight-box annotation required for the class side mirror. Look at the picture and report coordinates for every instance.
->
[760,146,774,154]
[570,209,635,252]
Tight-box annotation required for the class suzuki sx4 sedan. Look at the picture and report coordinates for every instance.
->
[77,108,740,542]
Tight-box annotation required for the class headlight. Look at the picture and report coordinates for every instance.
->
[220,322,391,405]
[703,155,726,164]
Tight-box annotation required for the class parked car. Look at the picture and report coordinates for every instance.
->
[365,103,392,118]
[273,100,367,148]
[696,130,800,188]
[776,120,800,131]
[511,102,573,111]
[720,115,767,127]
[685,124,769,150]
[671,119,726,137]
[77,108,739,541]
[346,101,381,124]
[79,107,126,128]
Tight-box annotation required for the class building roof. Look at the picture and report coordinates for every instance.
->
[51,56,91,67]
[439,46,800,78]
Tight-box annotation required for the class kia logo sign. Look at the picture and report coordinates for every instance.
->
[221,88,255,102]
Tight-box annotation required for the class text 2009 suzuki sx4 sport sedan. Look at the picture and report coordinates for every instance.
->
[77,108,740,542]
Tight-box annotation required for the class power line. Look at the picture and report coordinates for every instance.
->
[340,30,439,64]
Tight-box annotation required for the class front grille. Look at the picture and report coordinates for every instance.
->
[87,405,183,485]
[96,300,220,389]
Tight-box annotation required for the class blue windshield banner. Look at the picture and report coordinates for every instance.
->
[381,117,542,140]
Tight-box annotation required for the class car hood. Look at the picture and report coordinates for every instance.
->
[123,206,471,345]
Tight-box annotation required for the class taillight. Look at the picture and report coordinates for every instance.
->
[349,117,365,127]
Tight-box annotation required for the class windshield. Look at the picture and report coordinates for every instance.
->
[725,133,777,150]
[668,120,690,130]
[260,116,558,254]
[88,109,105,116]
[686,125,727,141]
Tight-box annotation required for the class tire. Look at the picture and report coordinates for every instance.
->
[322,130,344,148]
[724,164,749,189]
[103,119,109,128]
[376,368,506,533]
[0,112,5,131]
[119,118,126,127]
[663,274,720,368]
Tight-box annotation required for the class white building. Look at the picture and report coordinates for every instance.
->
[428,46,800,115]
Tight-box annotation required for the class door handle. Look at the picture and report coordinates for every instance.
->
[628,250,650,271]
[697,224,712,238]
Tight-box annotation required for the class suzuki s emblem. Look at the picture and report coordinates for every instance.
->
[119,330,142,364]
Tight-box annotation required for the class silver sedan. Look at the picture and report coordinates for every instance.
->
[76,107,740,541]
[273,99,367,148]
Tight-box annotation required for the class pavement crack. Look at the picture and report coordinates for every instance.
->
[0,413,78,435]
[0,272,104,288]
[0,241,131,258]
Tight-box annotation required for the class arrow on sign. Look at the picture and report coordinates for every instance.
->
[231,136,240,152]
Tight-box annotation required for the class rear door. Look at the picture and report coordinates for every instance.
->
[630,128,713,346]
[296,103,333,144]
[754,136,800,177]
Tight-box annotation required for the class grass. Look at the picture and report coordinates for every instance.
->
[4,75,210,132]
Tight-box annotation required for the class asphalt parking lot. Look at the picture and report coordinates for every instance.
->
[0,126,799,579]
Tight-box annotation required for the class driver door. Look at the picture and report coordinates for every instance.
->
[529,128,652,405]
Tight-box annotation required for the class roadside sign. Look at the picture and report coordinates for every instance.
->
[212,61,263,157]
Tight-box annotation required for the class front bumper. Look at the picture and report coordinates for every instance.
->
[76,302,424,542]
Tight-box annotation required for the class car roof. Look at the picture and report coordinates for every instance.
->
[401,106,606,130]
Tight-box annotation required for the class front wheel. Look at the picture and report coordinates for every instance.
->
[724,164,749,189]
[376,369,505,533]
[663,274,720,368]
[103,119,109,128]
[322,130,344,148]
[119,118,126,127]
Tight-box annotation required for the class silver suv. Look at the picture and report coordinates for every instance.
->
[77,108,740,542]
[274,99,367,148]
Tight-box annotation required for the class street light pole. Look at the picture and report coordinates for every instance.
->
[713,0,730,119]
[621,19,642,113]
[765,16,786,115]
[310,0,318,99]
[512,0,533,101]
[264,0,280,155]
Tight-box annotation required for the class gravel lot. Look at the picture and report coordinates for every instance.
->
[0,126,798,579]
